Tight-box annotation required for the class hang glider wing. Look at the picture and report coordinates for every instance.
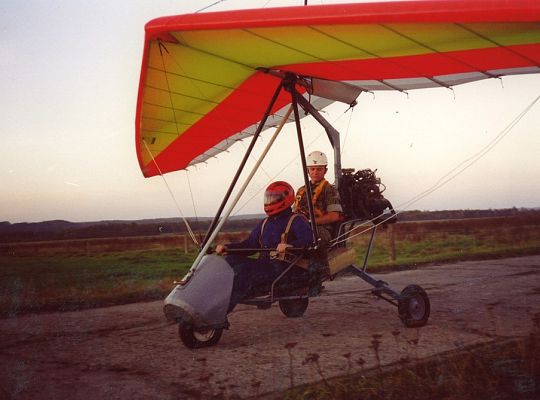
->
[136,0,540,177]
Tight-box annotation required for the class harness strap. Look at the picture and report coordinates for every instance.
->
[259,214,301,247]
[265,213,308,264]
[293,179,328,216]
[258,217,269,247]
[280,213,302,244]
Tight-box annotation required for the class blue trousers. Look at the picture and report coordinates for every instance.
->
[225,255,306,313]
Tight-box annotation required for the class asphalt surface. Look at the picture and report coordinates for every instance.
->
[1,255,540,399]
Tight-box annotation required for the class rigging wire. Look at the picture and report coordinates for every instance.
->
[340,105,354,159]
[332,93,540,245]
[395,93,540,214]
[194,0,228,13]
[239,140,274,181]
[142,139,201,248]
[185,170,204,245]
[232,105,353,215]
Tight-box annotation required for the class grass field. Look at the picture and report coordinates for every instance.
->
[1,215,540,317]
[352,217,540,270]
[0,249,197,316]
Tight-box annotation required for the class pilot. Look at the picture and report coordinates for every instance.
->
[293,150,343,245]
[216,181,313,313]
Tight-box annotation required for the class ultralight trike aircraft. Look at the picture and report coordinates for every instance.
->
[135,0,540,348]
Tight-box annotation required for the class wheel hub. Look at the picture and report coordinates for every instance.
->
[408,296,426,320]
[193,329,215,342]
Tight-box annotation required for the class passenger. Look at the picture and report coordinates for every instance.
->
[294,150,343,245]
[215,181,313,313]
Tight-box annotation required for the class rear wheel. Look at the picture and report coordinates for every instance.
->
[279,297,309,318]
[398,284,430,328]
[178,325,223,349]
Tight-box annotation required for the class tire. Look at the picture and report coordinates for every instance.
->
[178,325,223,349]
[398,284,430,328]
[279,297,309,318]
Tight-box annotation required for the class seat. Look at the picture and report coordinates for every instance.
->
[326,246,357,275]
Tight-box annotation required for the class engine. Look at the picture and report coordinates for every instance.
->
[338,168,396,224]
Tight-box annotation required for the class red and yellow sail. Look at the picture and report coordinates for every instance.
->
[136,0,540,177]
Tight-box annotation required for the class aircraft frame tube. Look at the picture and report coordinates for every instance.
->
[188,106,293,273]
[202,81,284,247]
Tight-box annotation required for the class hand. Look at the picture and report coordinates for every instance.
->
[276,243,291,253]
[215,244,228,255]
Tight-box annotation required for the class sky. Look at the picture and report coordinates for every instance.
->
[2,0,539,224]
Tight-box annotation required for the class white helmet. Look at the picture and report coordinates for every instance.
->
[306,151,328,167]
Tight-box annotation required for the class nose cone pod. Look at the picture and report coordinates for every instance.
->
[163,255,233,328]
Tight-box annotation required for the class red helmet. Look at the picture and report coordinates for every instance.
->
[264,181,295,216]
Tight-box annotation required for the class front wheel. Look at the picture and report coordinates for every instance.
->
[279,297,309,318]
[178,325,223,349]
[398,284,430,328]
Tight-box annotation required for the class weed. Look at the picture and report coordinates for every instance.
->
[370,333,384,393]
[342,352,352,375]
[285,335,540,400]
[285,342,298,389]
[302,353,335,398]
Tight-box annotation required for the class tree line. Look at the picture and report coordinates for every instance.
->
[1,208,537,243]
